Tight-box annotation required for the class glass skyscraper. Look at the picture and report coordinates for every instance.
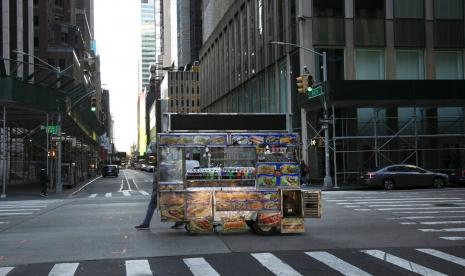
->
[141,0,156,89]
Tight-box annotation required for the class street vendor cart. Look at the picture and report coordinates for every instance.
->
[157,114,321,235]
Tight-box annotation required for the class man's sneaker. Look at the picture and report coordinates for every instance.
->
[135,224,150,230]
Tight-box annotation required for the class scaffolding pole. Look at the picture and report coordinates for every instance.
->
[1,106,6,198]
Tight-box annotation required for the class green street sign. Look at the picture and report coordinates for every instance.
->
[307,86,324,99]
[46,125,58,134]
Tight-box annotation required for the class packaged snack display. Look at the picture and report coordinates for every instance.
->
[188,219,213,233]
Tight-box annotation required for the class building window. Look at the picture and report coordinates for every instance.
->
[279,60,287,113]
[396,50,424,79]
[355,49,385,80]
[34,16,39,26]
[268,69,276,112]
[313,0,344,17]
[34,36,39,47]
[355,0,385,18]
[434,0,463,19]
[394,0,424,18]
[435,51,464,79]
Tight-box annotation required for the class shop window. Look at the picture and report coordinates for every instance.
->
[396,50,424,80]
[355,49,385,80]
[435,51,464,79]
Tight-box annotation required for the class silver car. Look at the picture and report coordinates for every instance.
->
[363,164,449,190]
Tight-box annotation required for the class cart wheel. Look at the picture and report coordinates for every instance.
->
[252,220,276,235]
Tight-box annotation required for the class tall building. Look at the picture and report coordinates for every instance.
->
[141,0,156,90]
[199,0,465,183]
[160,71,200,113]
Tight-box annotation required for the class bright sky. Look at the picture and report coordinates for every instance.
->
[94,1,141,153]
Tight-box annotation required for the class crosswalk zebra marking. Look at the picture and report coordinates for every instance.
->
[139,191,150,196]
[328,197,462,202]
[354,209,372,211]
[251,252,302,276]
[88,194,98,198]
[389,215,465,220]
[378,207,465,211]
[394,210,465,214]
[125,259,152,276]
[0,267,14,276]
[183,257,220,276]
[336,199,465,205]
[419,228,465,232]
[440,236,465,240]
[122,191,131,197]
[362,250,447,276]
[48,262,79,276]
[305,251,372,276]
[0,212,33,216]
[419,220,465,225]
[105,193,112,198]
[417,249,465,267]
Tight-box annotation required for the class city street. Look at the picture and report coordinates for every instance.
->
[0,172,464,275]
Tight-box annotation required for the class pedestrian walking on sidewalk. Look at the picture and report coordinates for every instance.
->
[40,168,48,196]
[300,161,309,186]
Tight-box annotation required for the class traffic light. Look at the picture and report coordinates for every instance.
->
[90,97,97,112]
[48,148,56,158]
[296,74,308,94]
[307,75,314,92]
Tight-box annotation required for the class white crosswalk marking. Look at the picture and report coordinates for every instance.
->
[0,212,33,215]
[419,228,465,232]
[336,199,465,205]
[0,267,14,276]
[125,259,152,276]
[105,193,112,198]
[328,197,462,202]
[440,236,465,240]
[48,263,79,276]
[417,249,465,267]
[378,207,465,211]
[88,194,98,198]
[362,250,447,276]
[395,210,465,214]
[419,220,465,225]
[354,209,372,211]
[139,191,150,196]
[390,215,465,220]
[251,252,302,276]
[305,251,371,276]
[183,257,220,276]
[122,191,131,196]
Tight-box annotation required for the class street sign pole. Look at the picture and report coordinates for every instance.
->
[322,52,333,188]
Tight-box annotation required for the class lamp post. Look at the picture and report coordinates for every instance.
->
[270,41,333,188]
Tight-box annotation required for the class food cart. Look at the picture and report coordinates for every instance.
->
[156,114,321,235]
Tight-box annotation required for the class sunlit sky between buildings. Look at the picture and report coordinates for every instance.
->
[95,1,141,153]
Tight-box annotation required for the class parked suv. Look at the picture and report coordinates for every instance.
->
[102,165,119,178]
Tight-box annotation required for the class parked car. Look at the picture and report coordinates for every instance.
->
[447,167,465,184]
[362,164,448,190]
[102,165,119,178]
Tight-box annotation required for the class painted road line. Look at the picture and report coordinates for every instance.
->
[417,249,465,267]
[439,236,465,241]
[119,180,124,192]
[0,209,41,211]
[88,194,98,198]
[71,176,102,196]
[0,221,9,224]
[336,199,465,204]
[122,191,131,197]
[419,221,465,225]
[305,251,371,276]
[400,222,417,225]
[362,250,447,276]
[139,191,150,196]
[105,193,112,198]
[369,204,436,207]
[419,228,465,232]
[132,179,139,190]
[48,262,79,276]
[0,267,14,276]
[354,209,372,211]
[125,259,152,276]
[0,212,33,215]
[394,210,465,214]
[344,205,361,208]
[377,207,465,211]
[389,215,465,220]
[0,205,47,208]
[183,257,220,276]
[251,252,302,276]
[328,197,461,202]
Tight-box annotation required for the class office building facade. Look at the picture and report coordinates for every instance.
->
[161,71,200,113]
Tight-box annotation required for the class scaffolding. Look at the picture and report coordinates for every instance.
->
[306,105,465,186]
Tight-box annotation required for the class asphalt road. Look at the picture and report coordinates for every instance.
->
[0,170,464,275]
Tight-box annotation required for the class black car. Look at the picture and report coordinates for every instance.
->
[362,164,448,190]
[102,165,119,178]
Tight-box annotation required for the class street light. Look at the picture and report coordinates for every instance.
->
[270,41,333,188]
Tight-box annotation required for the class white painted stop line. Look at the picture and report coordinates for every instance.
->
[105,193,112,198]
[183,257,220,276]
[251,252,302,276]
[420,220,465,225]
[122,191,131,196]
[305,251,371,276]
[362,250,447,276]
[440,236,465,240]
[125,259,152,276]
[48,263,79,276]
[417,249,465,267]
[419,228,465,232]
[0,267,14,276]
[139,191,150,196]
[88,194,97,198]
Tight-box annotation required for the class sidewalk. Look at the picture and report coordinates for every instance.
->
[302,181,368,191]
[0,177,99,200]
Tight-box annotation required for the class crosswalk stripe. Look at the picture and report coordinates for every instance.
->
[378,207,465,211]
[354,209,372,211]
[0,221,9,224]
[125,259,152,276]
[419,221,465,225]
[419,228,465,232]
[0,209,41,211]
[48,263,79,276]
[328,197,462,202]
[336,199,465,205]
[139,191,150,196]
[0,205,47,208]
[440,236,465,240]
[362,250,447,276]
[389,215,465,220]
[251,252,302,276]
[417,249,465,267]
[370,204,459,207]
[344,205,361,208]
[394,210,465,214]
[122,191,131,196]
[0,267,14,276]
[305,251,372,276]
[105,193,112,198]
[88,194,98,198]
[0,212,33,216]
[183,257,220,276]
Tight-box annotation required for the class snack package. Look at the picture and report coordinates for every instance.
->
[159,192,185,205]
[221,216,247,233]
[258,212,281,227]
[187,204,212,219]
[188,219,213,233]
[160,206,185,221]
[187,191,212,204]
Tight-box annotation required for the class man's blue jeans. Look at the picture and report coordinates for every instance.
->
[142,195,157,226]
